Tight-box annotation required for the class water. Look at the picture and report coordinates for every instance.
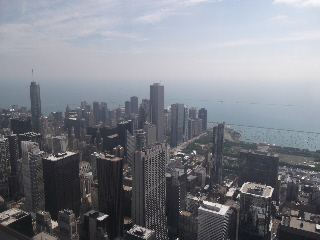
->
[1,79,319,150]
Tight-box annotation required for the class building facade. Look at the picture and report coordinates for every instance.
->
[150,83,164,143]
[132,143,168,239]
[30,81,42,133]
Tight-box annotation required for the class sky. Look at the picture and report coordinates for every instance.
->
[1,0,320,110]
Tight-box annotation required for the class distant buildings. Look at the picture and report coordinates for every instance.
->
[30,81,42,134]
[0,137,9,199]
[132,142,168,239]
[131,96,138,115]
[198,108,207,131]
[170,103,185,148]
[150,83,164,143]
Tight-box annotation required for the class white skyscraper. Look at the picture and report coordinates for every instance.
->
[198,201,230,240]
[150,83,164,143]
[22,141,45,213]
[132,142,168,239]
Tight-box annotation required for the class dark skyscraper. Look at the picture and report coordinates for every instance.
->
[93,101,100,125]
[131,96,138,114]
[211,123,224,186]
[125,101,131,116]
[150,83,164,143]
[198,108,207,131]
[30,81,41,133]
[97,154,123,240]
[170,103,185,148]
[42,152,81,220]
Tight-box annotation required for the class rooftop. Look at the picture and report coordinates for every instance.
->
[199,201,230,216]
[127,224,155,239]
[240,182,274,198]
[46,151,76,161]
[0,208,29,226]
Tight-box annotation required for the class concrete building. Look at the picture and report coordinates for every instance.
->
[43,152,81,220]
[93,101,100,125]
[131,96,139,115]
[10,118,32,135]
[239,182,274,240]
[58,209,79,240]
[189,107,197,120]
[211,123,225,186]
[197,201,230,240]
[83,210,109,240]
[126,225,156,240]
[97,154,123,240]
[132,143,168,239]
[150,83,164,143]
[239,150,279,201]
[198,108,207,131]
[125,101,131,117]
[30,81,42,133]
[22,141,45,213]
[36,211,53,235]
[143,122,156,147]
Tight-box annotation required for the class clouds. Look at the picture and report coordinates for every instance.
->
[273,0,320,7]
[135,8,176,24]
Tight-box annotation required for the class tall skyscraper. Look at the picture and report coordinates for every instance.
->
[30,81,42,133]
[132,143,168,239]
[139,99,150,129]
[97,154,123,240]
[93,101,100,125]
[131,96,139,115]
[170,103,185,148]
[238,150,279,201]
[189,107,197,120]
[239,182,274,240]
[211,123,224,186]
[42,152,81,220]
[125,101,132,117]
[0,137,10,199]
[197,201,230,240]
[22,141,45,213]
[198,108,207,131]
[150,83,164,143]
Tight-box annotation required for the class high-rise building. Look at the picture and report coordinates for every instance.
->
[83,210,110,240]
[36,211,53,235]
[97,154,123,240]
[150,83,164,143]
[125,101,132,117]
[43,152,81,220]
[170,103,185,148]
[211,123,224,186]
[132,142,168,239]
[10,118,32,135]
[239,182,274,240]
[138,99,150,129]
[143,122,156,146]
[0,137,10,199]
[30,81,42,133]
[93,101,100,125]
[197,201,230,240]
[58,209,79,240]
[189,107,197,120]
[198,108,207,131]
[22,141,45,213]
[8,134,19,199]
[166,167,187,236]
[130,96,139,115]
[238,150,279,201]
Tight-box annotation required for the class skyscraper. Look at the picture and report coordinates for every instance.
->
[42,152,81,220]
[198,108,207,131]
[30,81,41,133]
[125,101,132,117]
[150,83,164,143]
[139,99,150,129]
[211,123,225,186]
[97,154,123,240]
[131,96,139,115]
[93,101,100,125]
[0,137,10,199]
[132,143,168,239]
[197,201,230,240]
[22,141,45,213]
[170,103,185,148]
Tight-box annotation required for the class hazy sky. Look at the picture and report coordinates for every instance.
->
[1,0,320,85]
